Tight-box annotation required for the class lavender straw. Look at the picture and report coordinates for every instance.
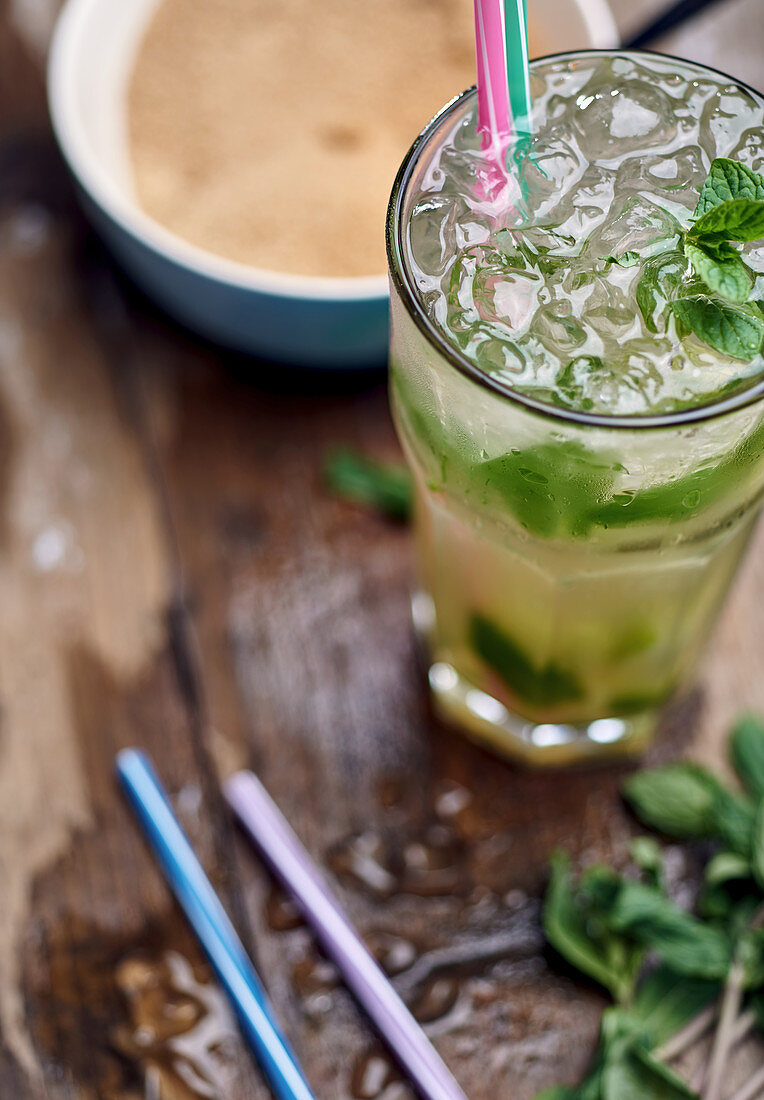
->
[225,771,470,1100]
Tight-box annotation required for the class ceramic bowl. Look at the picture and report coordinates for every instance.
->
[47,0,619,368]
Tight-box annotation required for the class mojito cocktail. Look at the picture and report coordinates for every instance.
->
[387,52,764,764]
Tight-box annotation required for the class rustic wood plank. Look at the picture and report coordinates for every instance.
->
[0,0,762,1097]
[0,13,268,1100]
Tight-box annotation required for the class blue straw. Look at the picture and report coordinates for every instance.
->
[116,749,316,1100]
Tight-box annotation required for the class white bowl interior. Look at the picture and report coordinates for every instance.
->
[70,0,157,199]
[50,0,619,296]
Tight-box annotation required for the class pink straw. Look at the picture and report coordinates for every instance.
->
[473,0,512,153]
[225,771,470,1100]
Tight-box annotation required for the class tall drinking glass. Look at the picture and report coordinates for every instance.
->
[387,51,764,765]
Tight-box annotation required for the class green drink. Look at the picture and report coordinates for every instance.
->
[387,51,764,764]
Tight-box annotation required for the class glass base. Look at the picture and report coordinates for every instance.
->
[411,591,659,765]
[426,658,657,767]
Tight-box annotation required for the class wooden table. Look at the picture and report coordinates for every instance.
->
[1,3,763,1098]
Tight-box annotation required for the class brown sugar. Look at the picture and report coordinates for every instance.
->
[128,0,544,278]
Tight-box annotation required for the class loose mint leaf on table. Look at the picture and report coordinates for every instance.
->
[543,853,641,1002]
[323,449,412,521]
[623,763,724,838]
[753,800,764,891]
[713,788,757,857]
[539,713,764,1100]
[694,157,764,215]
[691,197,764,242]
[580,874,731,980]
[623,965,718,1048]
[629,836,664,885]
[705,850,752,887]
[730,714,764,797]
[601,1042,697,1100]
[739,926,764,988]
[534,1090,580,1100]
[625,760,755,852]
[670,297,764,361]
[684,239,752,304]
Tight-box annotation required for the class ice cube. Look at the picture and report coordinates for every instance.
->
[592,195,683,254]
[573,81,677,159]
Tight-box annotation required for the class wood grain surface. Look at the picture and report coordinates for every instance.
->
[0,1,763,1097]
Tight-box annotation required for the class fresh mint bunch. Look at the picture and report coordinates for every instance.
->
[536,714,764,1100]
[631,158,764,361]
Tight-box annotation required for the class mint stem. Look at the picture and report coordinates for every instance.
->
[729,1063,764,1100]
[701,956,745,1100]
[702,905,764,1100]
[654,1003,717,1062]
[730,1008,756,1047]
[690,1009,757,1093]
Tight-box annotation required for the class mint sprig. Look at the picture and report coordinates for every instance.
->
[628,158,764,362]
[536,714,764,1100]
[678,158,764,359]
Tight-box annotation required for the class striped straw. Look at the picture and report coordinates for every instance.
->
[505,0,531,131]
[473,0,531,151]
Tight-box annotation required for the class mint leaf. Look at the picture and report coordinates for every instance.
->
[323,449,411,521]
[691,197,764,242]
[753,799,764,891]
[535,1068,604,1100]
[544,853,639,1001]
[533,1090,580,1099]
[694,158,764,216]
[635,252,685,333]
[713,789,757,856]
[740,927,764,988]
[636,269,660,333]
[629,836,663,884]
[602,1043,697,1100]
[623,764,724,839]
[470,613,582,706]
[671,297,764,361]
[730,714,764,797]
[705,851,752,887]
[605,250,640,268]
[625,965,718,1047]
[581,876,731,980]
[684,239,752,304]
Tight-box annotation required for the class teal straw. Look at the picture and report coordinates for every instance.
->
[503,0,532,131]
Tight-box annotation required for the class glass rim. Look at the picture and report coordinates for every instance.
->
[386,47,764,432]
